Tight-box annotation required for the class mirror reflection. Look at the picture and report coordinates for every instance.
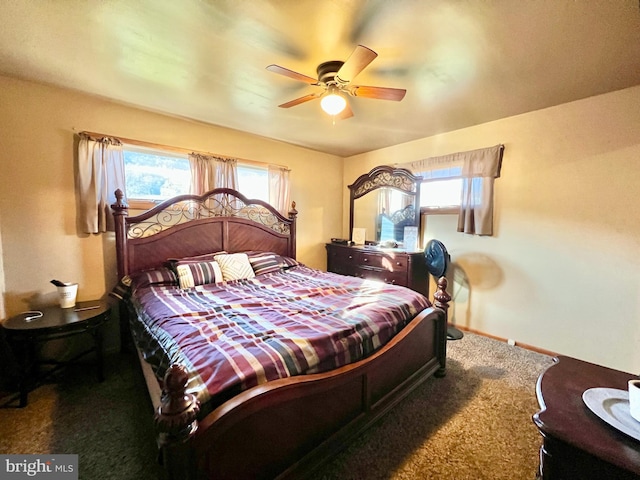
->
[349,165,422,250]
[353,188,418,245]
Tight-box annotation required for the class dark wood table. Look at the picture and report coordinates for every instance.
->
[533,355,640,479]
[2,300,111,407]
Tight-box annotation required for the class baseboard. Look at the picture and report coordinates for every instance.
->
[456,326,558,357]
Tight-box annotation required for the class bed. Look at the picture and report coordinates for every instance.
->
[111,187,449,480]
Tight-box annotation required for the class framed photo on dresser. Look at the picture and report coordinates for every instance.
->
[352,228,366,245]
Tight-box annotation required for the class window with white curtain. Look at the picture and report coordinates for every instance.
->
[122,145,270,208]
[78,132,292,232]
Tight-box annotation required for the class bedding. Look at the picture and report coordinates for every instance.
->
[122,260,432,416]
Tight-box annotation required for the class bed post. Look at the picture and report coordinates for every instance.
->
[288,201,298,259]
[111,190,131,352]
[155,364,201,480]
[111,189,129,280]
[433,276,450,377]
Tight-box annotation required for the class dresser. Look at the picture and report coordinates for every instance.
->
[326,243,429,297]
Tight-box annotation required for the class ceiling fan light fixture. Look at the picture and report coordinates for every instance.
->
[320,87,347,116]
[267,44,404,120]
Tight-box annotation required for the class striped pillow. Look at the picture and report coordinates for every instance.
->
[166,251,227,267]
[110,267,178,299]
[133,267,179,287]
[214,253,256,282]
[248,252,282,276]
[245,251,299,272]
[175,261,223,289]
[280,255,299,269]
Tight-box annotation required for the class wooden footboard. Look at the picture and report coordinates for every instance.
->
[153,280,449,480]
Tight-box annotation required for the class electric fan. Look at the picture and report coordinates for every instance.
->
[424,239,463,341]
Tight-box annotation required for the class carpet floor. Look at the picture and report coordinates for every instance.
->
[0,332,554,479]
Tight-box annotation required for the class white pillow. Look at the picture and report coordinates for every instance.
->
[214,253,256,282]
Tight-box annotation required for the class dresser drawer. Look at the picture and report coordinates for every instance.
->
[354,266,407,286]
[354,251,407,272]
[327,245,357,273]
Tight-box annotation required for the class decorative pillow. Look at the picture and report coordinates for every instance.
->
[245,251,299,271]
[137,267,178,286]
[110,277,132,300]
[280,255,299,269]
[214,253,256,282]
[247,252,282,276]
[110,267,178,299]
[166,251,227,267]
[175,261,223,289]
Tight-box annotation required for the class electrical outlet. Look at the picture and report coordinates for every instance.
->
[507,338,516,346]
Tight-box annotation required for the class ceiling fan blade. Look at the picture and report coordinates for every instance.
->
[335,45,378,84]
[349,85,406,101]
[266,65,318,85]
[278,93,321,108]
[336,102,354,120]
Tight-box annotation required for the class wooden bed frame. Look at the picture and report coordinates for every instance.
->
[111,188,449,480]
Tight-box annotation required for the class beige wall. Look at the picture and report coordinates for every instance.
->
[345,85,640,373]
[3,74,639,373]
[0,219,4,319]
[0,75,343,349]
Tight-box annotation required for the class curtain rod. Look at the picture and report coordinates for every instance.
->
[78,130,289,170]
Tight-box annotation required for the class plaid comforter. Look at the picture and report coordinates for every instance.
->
[127,264,432,413]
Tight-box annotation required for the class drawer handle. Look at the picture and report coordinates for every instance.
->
[363,258,368,262]
[348,255,353,259]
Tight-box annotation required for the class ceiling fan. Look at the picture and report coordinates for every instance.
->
[266,45,406,119]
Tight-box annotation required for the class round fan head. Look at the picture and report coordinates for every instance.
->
[424,239,450,278]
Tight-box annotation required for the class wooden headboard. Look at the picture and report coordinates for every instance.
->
[111,188,298,279]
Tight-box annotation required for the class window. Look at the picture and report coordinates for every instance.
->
[418,164,463,213]
[123,145,271,208]
[420,178,463,211]
[237,164,268,202]
[123,146,190,208]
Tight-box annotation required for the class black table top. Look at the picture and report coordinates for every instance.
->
[3,300,110,333]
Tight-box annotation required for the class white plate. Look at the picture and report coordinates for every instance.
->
[583,387,640,441]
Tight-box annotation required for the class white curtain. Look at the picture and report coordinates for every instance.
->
[188,153,238,194]
[78,134,125,233]
[268,165,291,215]
[378,188,392,218]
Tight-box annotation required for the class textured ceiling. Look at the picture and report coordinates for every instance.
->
[1,0,639,157]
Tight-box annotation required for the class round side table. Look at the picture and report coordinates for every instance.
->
[2,300,111,407]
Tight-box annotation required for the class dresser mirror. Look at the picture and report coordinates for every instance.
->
[349,165,422,248]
